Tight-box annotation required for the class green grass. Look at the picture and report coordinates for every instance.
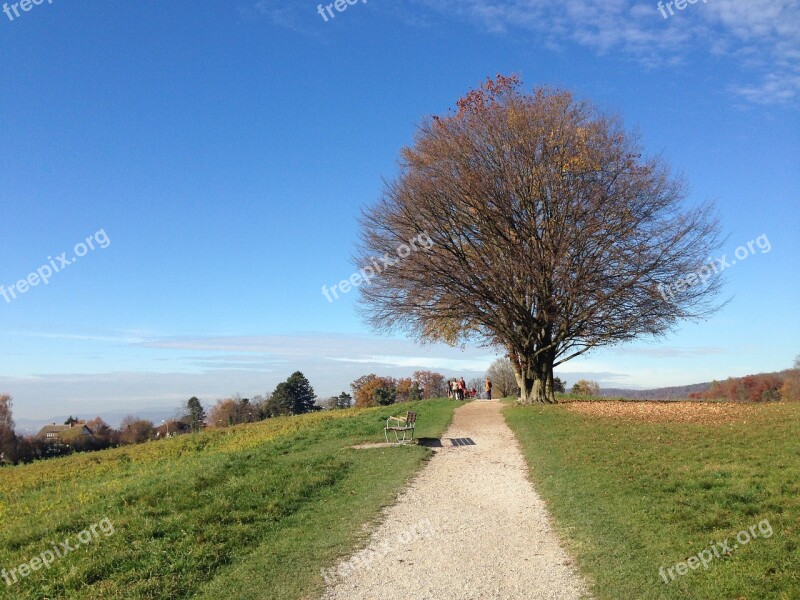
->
[504,401,800,600]
[0,399,460,599]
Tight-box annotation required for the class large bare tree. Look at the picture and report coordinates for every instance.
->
[357,76,723,404]
[486,358,518,398]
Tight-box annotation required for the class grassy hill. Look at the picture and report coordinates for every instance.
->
[0,399,460,600]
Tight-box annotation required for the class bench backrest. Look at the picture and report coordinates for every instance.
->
[405,411,417,426]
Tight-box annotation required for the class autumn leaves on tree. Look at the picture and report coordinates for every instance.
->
[350,373,429,408]
[357,75,723,404]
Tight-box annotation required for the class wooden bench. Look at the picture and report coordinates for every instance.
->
[384,411,417,444]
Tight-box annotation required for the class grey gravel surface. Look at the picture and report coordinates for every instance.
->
[321,400,591,600]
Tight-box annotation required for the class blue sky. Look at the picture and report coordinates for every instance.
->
[1,0,798,421]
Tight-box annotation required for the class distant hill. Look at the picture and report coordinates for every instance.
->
[601,369,794,401]
[600,382,712,400]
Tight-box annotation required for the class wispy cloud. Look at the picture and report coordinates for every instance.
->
[3,331,145,344]
[611,345,729,358]
[242,0,317,35]
[243,0,799,104]
[328,354,495,371]
[139,332,492,358]
[412,0,800,106]
[141,333,501,373]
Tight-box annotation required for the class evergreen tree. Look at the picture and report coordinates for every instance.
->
[285,371,317,414]
[335,392,353,409]
[266,372,318,416]
[265,382,293,417]
[186,397,206,432]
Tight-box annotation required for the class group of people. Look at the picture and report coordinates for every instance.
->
[447,377,493,400]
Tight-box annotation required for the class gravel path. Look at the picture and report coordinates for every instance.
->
[321,400,591,600]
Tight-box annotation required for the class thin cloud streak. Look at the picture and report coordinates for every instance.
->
[411,0,800,105]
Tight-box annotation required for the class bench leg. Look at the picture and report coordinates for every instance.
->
[384,428,415,444]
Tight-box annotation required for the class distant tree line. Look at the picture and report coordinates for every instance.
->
[570,380,600,396]
[0,402,124,464]
[0,363,569,467]
[318,392,354,411]
[782,356,800,402]
[348,370,453,408]
[346,362,570,406]
[689,359,800,402]
[0,371,321,466]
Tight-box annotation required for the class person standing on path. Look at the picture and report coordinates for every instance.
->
[484,377,492,400]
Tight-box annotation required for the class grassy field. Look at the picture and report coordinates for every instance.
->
[505,400,800,600]
[0,399,460,600]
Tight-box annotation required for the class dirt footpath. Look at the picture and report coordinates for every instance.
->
[321,400,591,600]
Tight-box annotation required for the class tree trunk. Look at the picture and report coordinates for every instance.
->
[513,350,557,405]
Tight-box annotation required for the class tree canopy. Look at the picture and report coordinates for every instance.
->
[357,75,723,403]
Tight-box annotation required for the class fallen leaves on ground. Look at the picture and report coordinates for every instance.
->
[563,401,770,424]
